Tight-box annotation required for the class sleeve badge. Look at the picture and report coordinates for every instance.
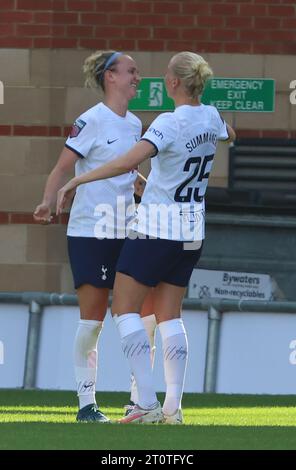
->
[69,119,86,138]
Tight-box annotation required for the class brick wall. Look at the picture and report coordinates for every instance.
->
[1,0,296,54]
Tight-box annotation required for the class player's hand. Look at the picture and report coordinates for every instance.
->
[33,203,53,224]
[134,173,146,197]
[56,181,77,215]
[134,179,146,197]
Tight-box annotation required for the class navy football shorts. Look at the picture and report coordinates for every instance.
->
[67,236,125,289]
[116,234,203,287]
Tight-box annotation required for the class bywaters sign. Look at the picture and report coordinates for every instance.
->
[188,269,279,301]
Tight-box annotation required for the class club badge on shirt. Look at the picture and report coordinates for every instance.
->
[69,119,86,138]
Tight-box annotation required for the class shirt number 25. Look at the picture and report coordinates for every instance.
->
[174,154,214,203]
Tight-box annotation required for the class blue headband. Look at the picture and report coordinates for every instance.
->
[103,52,123,72]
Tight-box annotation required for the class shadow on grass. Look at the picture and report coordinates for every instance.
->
[2,390,296,409]
[1,422,296,450]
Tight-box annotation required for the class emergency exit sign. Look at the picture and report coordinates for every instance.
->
[128,78,173,111]
[128,77,275,112]
[202,78,275,112]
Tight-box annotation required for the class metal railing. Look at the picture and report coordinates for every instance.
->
[1,292,296,392]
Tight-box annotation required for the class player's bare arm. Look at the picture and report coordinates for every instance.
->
[225,124,236,143]
[34,147,78,223]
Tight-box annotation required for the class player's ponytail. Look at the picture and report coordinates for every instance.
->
[194,61,213,96]
[170,51,213,99]
[83,50,118,91]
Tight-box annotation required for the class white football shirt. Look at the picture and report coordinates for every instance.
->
[134,104,229,241]
[65,102,141,238]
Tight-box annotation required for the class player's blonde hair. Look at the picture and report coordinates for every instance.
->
[170,52,213,98]
[83,50,121,91]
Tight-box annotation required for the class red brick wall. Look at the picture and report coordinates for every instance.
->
[1,0,296,54]
[0,125,295,140]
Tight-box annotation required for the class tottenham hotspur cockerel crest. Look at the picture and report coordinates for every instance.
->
[101,265,107,280]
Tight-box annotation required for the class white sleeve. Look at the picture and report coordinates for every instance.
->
[135,116,143,140]
[65,115,97,158]
[141,113,178,155]
[215,109,229,141]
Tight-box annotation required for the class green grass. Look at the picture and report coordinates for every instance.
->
[1,390,296,449]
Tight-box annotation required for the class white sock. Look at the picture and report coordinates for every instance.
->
[130,314,157,404]
[158,318,188,416]
[116,313,157,409]
[74,319,103,409]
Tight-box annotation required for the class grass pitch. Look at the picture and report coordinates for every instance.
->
[0,390,296,450]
